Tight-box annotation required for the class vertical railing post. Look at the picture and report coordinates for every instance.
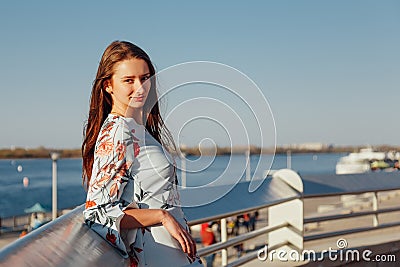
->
[372,191,379,227]
[221,218,228,266]
[50,152,60,221]
[268,169,303,262]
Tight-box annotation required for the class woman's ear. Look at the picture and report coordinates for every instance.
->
[104,80,113,94]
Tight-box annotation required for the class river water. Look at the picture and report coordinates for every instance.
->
[0,153,345,217]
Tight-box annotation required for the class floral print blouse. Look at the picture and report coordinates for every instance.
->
[83,114,201,266]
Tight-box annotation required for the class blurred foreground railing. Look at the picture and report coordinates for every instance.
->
[1,170,399,266]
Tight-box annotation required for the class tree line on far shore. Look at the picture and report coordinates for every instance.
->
[0,145,399,159]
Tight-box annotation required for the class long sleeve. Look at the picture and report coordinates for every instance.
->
[83,116,138,258]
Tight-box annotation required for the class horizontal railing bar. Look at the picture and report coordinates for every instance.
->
[197,222,289,257]
[303,188,400,199]
[226,241,289,267]
[304,206,400,224]
[304,221,400,242]
[227,250,259,267]
[187,196,300,226]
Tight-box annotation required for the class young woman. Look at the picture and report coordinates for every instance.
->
[82,41,201,266]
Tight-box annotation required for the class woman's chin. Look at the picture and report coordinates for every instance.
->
[127,103,144,109]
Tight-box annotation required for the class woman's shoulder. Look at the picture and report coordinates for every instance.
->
[98,114,132,140]
[94,115,137,159]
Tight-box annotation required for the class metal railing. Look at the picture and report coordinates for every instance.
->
[180,168,304,266]
[0,169,303,266]
[302,172,400,243]
[299,172,400,265]
[304,199,400,242]
[1,170,400,266]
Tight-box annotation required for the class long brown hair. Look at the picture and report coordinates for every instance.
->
[82,41,175,189]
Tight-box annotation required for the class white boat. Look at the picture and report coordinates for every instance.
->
[335,148,386,175]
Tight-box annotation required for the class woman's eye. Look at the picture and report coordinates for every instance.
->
[141,76,149,82]
[125,79,134,83]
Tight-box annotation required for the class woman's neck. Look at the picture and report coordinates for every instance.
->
[111,107,144,125]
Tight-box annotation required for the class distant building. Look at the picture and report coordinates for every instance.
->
[282,143,327,151]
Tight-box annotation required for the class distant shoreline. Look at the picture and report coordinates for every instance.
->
[0,145,399,159]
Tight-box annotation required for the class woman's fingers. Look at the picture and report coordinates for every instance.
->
[177,230,195,257]
[171,228,188,253]
[183,233,192,256]
[183,231,197,259]
[181,231,193,255]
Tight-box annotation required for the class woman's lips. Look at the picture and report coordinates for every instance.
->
[129,96,144,102]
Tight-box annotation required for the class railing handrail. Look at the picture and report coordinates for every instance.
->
[304,205,400,224]
[302,172,400,198]
[226,241,289,267]
[0,205,82,258]
[304,221,400,242]
[198,222,288,256]
[303,187,400,198]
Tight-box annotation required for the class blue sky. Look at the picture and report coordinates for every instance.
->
[0,1,399,148]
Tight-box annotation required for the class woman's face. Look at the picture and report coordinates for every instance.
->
[106,58,151,115]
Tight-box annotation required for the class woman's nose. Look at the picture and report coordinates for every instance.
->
[134,79,145,93]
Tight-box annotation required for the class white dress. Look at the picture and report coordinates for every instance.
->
[83,114,202,266]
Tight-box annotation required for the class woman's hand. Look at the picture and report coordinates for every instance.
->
[160,210,197,259]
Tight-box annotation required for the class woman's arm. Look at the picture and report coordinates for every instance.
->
[83,119,137,256]
[120,208,164,228]
[121,208,197,259]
